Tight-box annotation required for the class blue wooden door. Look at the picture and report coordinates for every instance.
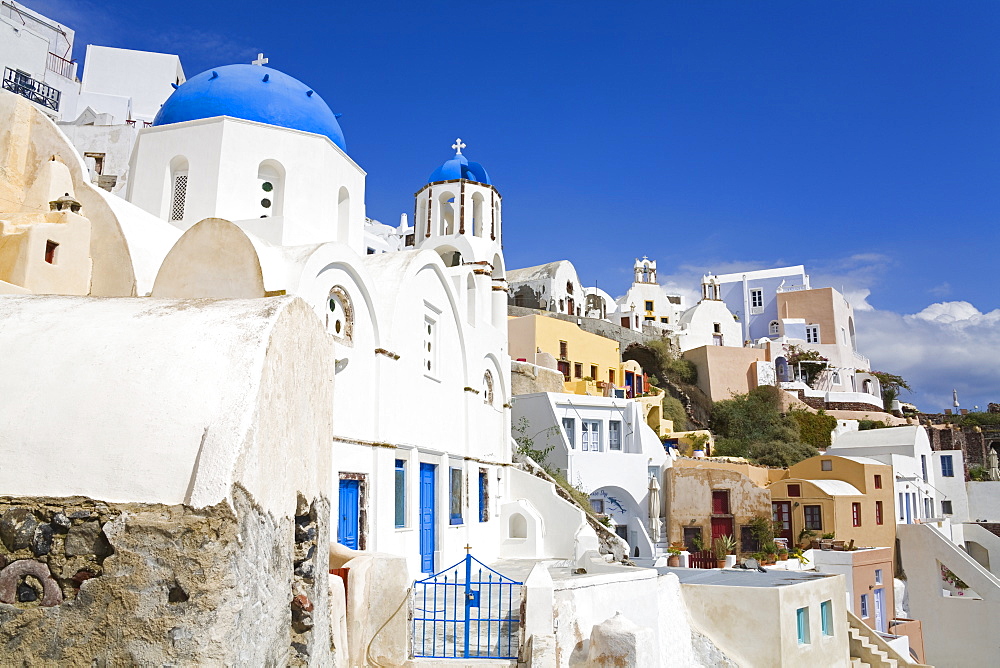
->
[338,479,360,549]
[419,463,436,573]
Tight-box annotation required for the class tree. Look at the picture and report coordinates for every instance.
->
[870,371,911,412]
[786,345,830,388]
[709,385,818,467]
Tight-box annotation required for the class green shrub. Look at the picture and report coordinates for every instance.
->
[662,395,688,431]
[858,419,889,430]
[663,357,698,385]
[788,409,837,448]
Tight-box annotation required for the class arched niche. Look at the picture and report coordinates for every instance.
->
[257,160,285,218]
[166,155,189,222]
[337,187,350,242]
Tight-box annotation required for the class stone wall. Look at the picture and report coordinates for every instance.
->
[927,426,989,471]
[0,486,331,666]
[512,360,565,395]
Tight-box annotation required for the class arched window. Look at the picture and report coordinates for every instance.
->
[326,285,354,344]
[471,192,484,237]
[492,200,500,240]
[466,273,476,325]
[337,187,351,241]
[257,160,284,218]
[483,370,494,405]
[168,156,189,222]
[769,320,780,335]
[438,192,456,235]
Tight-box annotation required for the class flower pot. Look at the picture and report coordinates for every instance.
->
[667,555,680,567]
[716,559,726,568]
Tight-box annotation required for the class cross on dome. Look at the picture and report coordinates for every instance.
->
[252,53,269,66]
[452,138,466,155]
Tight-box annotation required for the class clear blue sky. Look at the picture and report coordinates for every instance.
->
[37,0,1000,411]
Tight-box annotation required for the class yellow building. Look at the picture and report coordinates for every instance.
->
[508,314,647,397]
[770,455,895,550]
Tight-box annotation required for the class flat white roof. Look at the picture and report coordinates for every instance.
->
[706,265,807,284]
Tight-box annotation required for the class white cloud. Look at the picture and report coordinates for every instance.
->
[910,301,1000,326]
[857,301,1000,413]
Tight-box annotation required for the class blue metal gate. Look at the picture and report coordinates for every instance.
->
[412,552,522,659]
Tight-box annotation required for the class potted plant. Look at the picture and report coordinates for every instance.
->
[777,547,789,562]
[797,528,817,550]
[690,533,704,554]
[713,534,736,568]
[762,541,779,565]
[667,545,682,567]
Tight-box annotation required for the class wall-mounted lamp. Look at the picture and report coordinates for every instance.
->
[793,502,800,508]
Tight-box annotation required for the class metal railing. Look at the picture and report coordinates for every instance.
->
[2,67,60,111]
[412,552,522,659]
[45,51,74,78]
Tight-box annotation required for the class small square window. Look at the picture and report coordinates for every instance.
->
[644,300,654,311]
[44,240,59,264]
[821,460,833,471]
[559,341,568,358]
[574,363,582,378]
[874,474,882,489]
[660,317,669,323]
[750,288,763,308]
[874,569,882,585]
[942,500,953,515]
[590,498,604,514]
[590,364,598,378]
[562,417,575,448]
[788,484,801,498]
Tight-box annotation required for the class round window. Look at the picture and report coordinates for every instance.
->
[261,198,272,208]
[325,286,354,344]
[261,181,273,192]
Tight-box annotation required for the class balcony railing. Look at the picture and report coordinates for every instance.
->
[46,52,74,79]
[2,67,60,111]
[775,283,809,293]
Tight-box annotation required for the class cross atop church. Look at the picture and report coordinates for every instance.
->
[252,53,269,66]
[452,138,466,155]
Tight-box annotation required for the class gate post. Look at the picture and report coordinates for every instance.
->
[463,551,472,658]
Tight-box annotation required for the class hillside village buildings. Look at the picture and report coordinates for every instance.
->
[1,3,999,666]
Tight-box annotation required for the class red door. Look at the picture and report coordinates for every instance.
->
[773,501,793,543]
[711,517,734,541]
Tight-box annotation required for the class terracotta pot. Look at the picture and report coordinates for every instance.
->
[716,559,726,568]
[667,555,680,567]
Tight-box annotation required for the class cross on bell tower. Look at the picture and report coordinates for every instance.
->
[452,138,466,155]
[252,53,269,66]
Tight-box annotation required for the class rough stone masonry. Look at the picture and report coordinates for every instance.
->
[0,485,331,666]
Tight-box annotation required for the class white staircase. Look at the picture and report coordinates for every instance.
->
[847,611,929,668]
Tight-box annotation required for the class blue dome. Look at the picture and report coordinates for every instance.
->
[153,64,346,151]
[428,152,490,185]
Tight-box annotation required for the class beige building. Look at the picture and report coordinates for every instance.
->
[672,568,851,667]
[770,455,896,550]
[665,458,773,554]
